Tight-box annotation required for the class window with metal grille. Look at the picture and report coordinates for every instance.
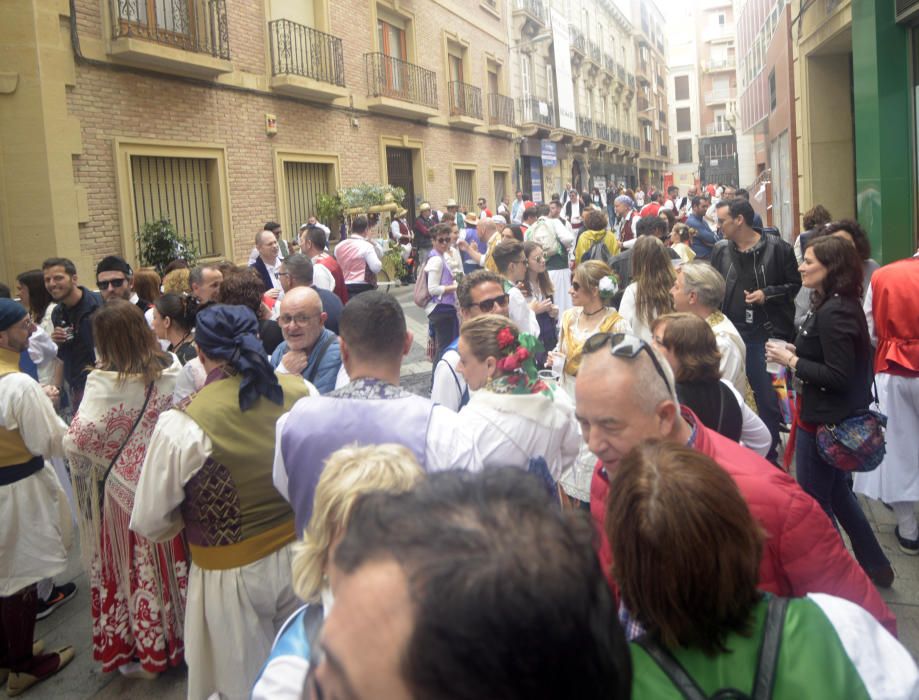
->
[678,138,693,164]
[493,171,509,208]
[284,161,334,236]
[130,155,219,256]
[455,169,476,210]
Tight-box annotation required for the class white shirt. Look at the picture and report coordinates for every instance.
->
[311,262,335,293]
[263,257,283,290]
[709,313,749,396]
[721,379,770,456]
[618,283,653,343]
[508,285,539,336]
[430,349,466,411]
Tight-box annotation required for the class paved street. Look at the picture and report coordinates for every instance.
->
[24,285,919,699]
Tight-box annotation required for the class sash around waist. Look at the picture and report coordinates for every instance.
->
[188,518,296,571]
[0,455,44,487]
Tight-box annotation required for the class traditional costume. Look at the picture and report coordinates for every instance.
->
[275,377,476,535]
[131,305,310,700]
[554,307,631,504]
[64,356,188,674]
[0,300,74,695]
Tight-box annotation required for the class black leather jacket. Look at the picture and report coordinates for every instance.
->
[710,234,801,340]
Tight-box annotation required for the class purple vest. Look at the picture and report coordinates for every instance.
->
[433,250,457,306]
[280,393,433,534]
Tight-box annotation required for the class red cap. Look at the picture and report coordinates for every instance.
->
[524,201,536,209]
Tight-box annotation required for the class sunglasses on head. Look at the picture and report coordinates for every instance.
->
[583,332,674,395]
[98,278,127,290]
[469,293,509,313]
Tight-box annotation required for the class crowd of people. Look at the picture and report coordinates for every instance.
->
[1,181,918,699]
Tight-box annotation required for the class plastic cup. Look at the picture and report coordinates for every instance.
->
[766,338,784,375]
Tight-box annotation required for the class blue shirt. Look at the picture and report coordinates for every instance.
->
[686,214,717,259]
[270,327,341,395]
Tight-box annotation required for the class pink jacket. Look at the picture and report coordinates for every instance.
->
[590,408,897,637]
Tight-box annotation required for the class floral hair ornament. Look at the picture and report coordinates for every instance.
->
[493,325,552,396]
[598,273,619,299]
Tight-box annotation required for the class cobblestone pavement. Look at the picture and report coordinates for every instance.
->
[24,285,919,698]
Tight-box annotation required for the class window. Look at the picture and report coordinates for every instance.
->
[678,138,692,163]
[546,64,554,102]
[493,169,509,206]
[676,107,691,132]
[454,168,476,210]
[674,75,689,101]
[521,56,531,99]
[283,161,335,239]
[130,155,222,256]
[717,13,725,25]
[769,68,776,111]
[377,17,407,94]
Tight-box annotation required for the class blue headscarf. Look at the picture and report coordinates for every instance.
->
[194,304,283,411]
[614,195,635,210]
[0,298,27,332]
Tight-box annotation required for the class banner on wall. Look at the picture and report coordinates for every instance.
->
[540,140,557,166]
[550,9,577,132]
[530,160,544,203]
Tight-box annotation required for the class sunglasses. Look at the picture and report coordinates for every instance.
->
[98,278,127,290]
[435,237,451,244]
[469,293,509,313]
[582,332,673,395]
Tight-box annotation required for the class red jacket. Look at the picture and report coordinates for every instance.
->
[589,408,897,637]
[870,256,919,376]
[315,254,348,304]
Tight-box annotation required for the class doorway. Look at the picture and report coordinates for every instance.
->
[386,146,416,226]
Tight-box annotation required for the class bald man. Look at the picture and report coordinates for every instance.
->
[269,287,342,394]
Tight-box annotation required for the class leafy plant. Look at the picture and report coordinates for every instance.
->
[338,183,406,211]
[316,193,343,227]
[382,241,408,281]
[137,218,199,276]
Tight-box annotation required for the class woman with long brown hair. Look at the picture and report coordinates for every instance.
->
[63,300,188,679]
[766,235,893,588]
[522,241,558,357]
[618,235,675,343]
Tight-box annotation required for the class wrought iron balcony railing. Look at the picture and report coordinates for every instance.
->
[659,109,666,123]
[268,19,344,86]
[488,93,515,127]
[588,40,601,63]
[514,0,545,22]
[611,128,621,144]
[449,81,483,119]
[364,52,438,109]
[627,74,636,90]
[661,144,669,158]
[518,96,557,127]
[617,64,626,83]
[596,123,610,142]
[111,0,230,58]
[604,54,616,72]
[577,115,594,137]
[570,26,586,54]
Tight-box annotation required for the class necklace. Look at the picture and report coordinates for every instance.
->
[582,306,605,317]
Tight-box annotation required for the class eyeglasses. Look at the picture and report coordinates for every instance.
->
[468,293,509,313]
[277,271,291,278]
[582,332,674,395]
[279,313,319,326]
[97,278,126,290]
[435,237,451,244]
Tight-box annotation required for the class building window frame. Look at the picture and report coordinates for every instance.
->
[451,162,479,212]
[273,148,341,243]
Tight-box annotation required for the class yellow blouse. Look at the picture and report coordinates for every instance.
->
[557,307,631,378]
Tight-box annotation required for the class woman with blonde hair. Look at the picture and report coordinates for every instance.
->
[161,267,191,296]
[619,235,676,343]
[454,315,579,481]
[552,260,631,508]
[668,223,696,264]
[608,440,918,698]
[252,444,423,699]
[63,300,188,679]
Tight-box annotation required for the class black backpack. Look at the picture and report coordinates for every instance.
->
[580,237,616,265]
[635,596,789,700]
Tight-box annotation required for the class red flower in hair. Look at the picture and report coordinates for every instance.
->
[497,327,515,349]
[500,354,520,372]
[515,347,530,362]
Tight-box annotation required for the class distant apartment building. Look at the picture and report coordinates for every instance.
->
[508,0,645,199]
[666,5,702,191]
[736,0,797,237]
[632,0,670,190]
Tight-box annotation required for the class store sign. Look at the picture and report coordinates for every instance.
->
[550,10,577,132]
[541,140,557,166]
[593,176,607,190]
[530,160,543,203]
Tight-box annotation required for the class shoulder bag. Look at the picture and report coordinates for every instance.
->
[97,382,154,516]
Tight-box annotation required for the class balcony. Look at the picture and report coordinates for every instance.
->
[604,54,616,74]
[513,0,546,34]
[627,74,636,90]
[108,0,232,78]
[704,87,736,105]
[704,24,734,43]
[448,81,484,128]
[636,61,650,83]
[268,20,347,102]
[487,94,516,135]
[570,26,586,55]
[518,96,557,134]
[704,57,736,72]
[617,64,626,85]
[637,95,650,112]
[611,128,621,145]
[596,123,610,142]
[642,140,652,153]
[364,53,439,120]
[705,122,733,135]
[577,115,594,138]
[661,144,669,158]
[659,110,666,123]
[588,40,602,64]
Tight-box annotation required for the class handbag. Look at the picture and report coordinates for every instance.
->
[816,376,887,472]
[816,409,887,473]
[97,382,154,514]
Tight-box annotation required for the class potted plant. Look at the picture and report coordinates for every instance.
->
[137,218,198,276]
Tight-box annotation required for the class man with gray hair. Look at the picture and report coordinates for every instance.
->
[575,332,897,636]
[189,264,223,304]
[670,261,748,396]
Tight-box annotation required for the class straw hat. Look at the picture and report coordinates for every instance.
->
[419,202,431,212]
[445,198,458,208]
[464,213,480,227]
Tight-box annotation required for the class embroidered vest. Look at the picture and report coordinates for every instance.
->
[181,374,309,569]
[281,392,433,534]
[0,349,34,468]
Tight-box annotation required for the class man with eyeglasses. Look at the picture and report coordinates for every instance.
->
[575,332,897,637]
[43,257,102,409]
[95,255,150,311]
[269,287,341,395]
[430,270,510,411]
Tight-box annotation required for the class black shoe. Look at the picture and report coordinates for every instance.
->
[896,526,919,556]
[866,565,895,589]
[35,583,77,621]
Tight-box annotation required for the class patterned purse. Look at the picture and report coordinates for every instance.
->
[816,409,887,473]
